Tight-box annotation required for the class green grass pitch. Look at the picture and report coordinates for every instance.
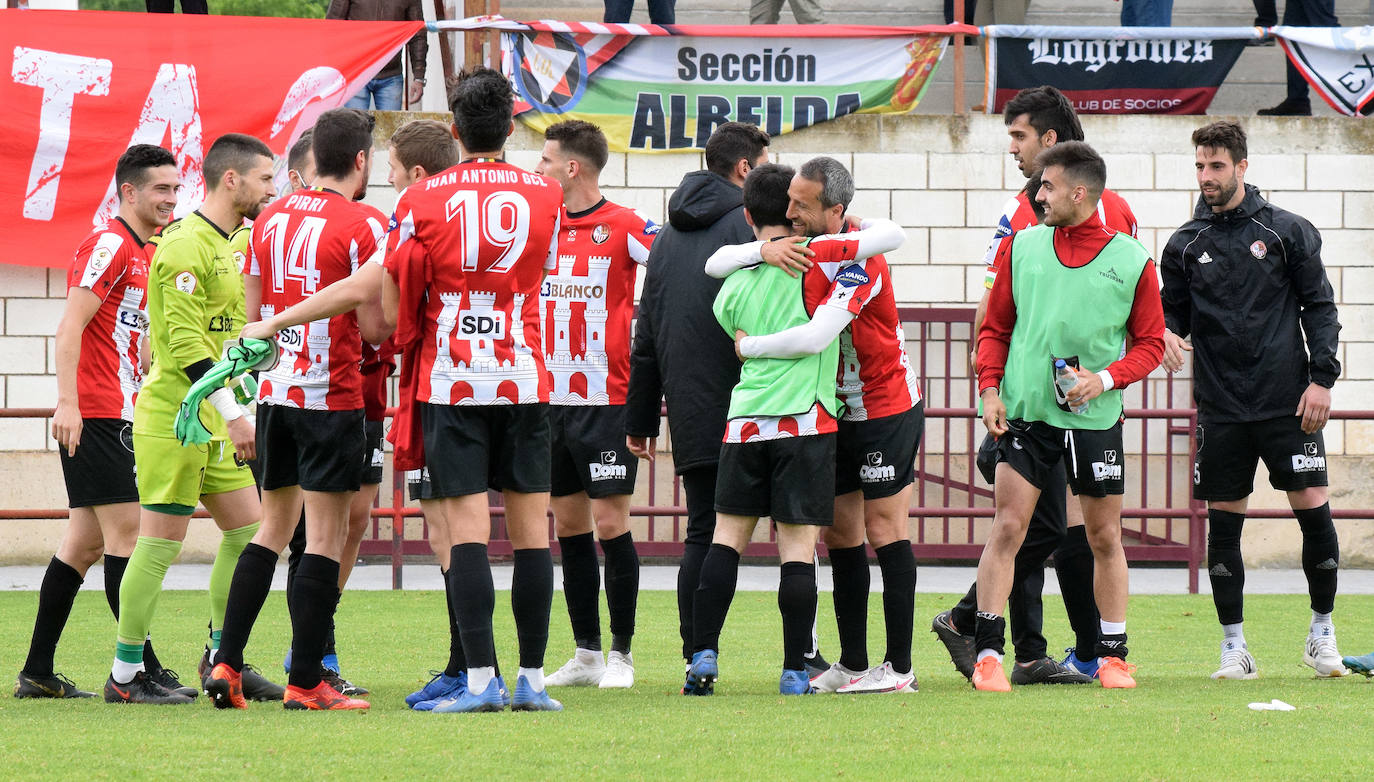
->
[2,588,1373,780]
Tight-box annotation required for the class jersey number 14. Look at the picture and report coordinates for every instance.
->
[261,213,326,294]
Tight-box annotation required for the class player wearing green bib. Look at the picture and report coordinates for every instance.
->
[683,163,842,697]
[972,142,1165,693]
[104,134,278,705]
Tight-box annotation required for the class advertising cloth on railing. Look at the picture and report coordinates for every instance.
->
[1,9,423,270]
[1274,26,1374,116]
[984,26,1259,115]
[437,17,971,153]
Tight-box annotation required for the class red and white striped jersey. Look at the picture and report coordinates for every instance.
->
[542,198,657,406]
[982,187,1138,288]
[68,217,151,421]
[802,235,922,421]
[724,402,838,443]
[383,160,563,405]
[249,188,387,410]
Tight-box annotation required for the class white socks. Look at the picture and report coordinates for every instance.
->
[519,666,546,690]
[111,658,144,684]
[1100,619,1126,636]
[468,665,495,694]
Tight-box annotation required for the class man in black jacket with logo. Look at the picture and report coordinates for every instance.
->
[1161,120,1345,681]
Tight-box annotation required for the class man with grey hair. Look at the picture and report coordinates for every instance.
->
[733,155,924,693]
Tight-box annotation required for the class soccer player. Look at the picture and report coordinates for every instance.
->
[935,85,1140,685]
[207,109,386,711]
[706,157,919,695]
[1160,121,1346,679]
[974,141,1164,692]
[626,123,814,675]
[15,145,187,700]
[104,133,276,705]
[535,120,657,690]
[685,162,843,696]
[245,68,565,713]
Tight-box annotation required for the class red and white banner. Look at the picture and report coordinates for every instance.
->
[1,10,423,269]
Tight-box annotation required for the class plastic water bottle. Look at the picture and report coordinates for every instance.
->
[1055,359,1088,414]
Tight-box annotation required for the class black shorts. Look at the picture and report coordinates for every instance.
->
[255,405,366,493]
[550,405,638,499]
[1194,416,1328,502]
[994,419,1125,498]
[406,468,436,502]
[419,402,551,497]
[715,433,836,526]
[835,402,923,499]
[362,419,384,486]
[60,418,137,508]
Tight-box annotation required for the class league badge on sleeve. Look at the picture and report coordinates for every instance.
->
[174,271,197,294]
[836,267,870,287]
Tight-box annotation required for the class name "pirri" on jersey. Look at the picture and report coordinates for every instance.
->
[425,169,547,188]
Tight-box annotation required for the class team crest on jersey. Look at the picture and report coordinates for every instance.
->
[836,267,870,287]
[90,247,113,271]
[233,250,246,269]
[592,223,610,244]
[174,271,197,293]
[1250,240,1267,259]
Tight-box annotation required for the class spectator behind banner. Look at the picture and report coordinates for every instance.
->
[751,0,824,24]
[147,1,207,11]
[1119,0,1172,27]
[604,0,675,23]
[1257,1,1339,115]
[328,0,428,110]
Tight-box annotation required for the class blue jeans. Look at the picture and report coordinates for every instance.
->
[1120,0,1173,26]
[345,74,404,111]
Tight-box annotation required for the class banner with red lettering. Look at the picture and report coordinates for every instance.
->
[984,26,1259,115]
[1,9,423,268]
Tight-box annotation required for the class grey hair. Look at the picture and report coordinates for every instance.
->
[798,156,854,210]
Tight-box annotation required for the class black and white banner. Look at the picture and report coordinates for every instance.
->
[984,26,1258,115]
[1276,26,1374,116]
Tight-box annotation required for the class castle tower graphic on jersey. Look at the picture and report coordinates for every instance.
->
[385,160,564,406]
[541,201,656,406]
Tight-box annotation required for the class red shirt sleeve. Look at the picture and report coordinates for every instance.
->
[1102,259,1165,389]
[977,235,1016,393]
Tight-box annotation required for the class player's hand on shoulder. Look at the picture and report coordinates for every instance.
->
[761,237,813,278]
[52,401,82,457]
[1296,382,1332,434]
[1161,328,1191,373]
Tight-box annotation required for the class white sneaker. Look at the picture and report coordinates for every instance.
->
[598,651,635,689]
[809,662,864,693]
[836,661,918,694]
[544,648,605,686]
[1304,625,1348,678]
[1211,642,1258,680]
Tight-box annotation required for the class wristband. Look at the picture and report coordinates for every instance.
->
[207,387,244,423]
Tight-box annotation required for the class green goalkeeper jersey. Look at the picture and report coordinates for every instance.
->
[133,211,248,440]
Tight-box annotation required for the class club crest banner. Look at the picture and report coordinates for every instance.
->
[984,26,1258,115]
[1,9,423,269]
[439,18,971,153]
[1275,25,1374,116]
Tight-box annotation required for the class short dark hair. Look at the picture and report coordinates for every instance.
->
[390,119,457,176]
[1036,140,1106,197]
[203,133,273,190]
[1003,85,1084,143]
[544,119,609,173]
[313,108,375,179]
[115,144,176,190]
[704,121,770,178]
[450,66,513,153]
[1192,120,1247,164]
[743,163,795,230]
[287,129,314,174]
[797,156,854,210]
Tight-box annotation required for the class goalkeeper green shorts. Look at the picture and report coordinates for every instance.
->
[134,433,255,511]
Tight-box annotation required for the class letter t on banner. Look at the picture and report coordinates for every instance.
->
[12,47,113,221]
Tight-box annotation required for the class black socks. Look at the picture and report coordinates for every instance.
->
[218,542,278,673]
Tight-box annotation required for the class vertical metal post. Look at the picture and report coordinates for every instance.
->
[953,0,966,115]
